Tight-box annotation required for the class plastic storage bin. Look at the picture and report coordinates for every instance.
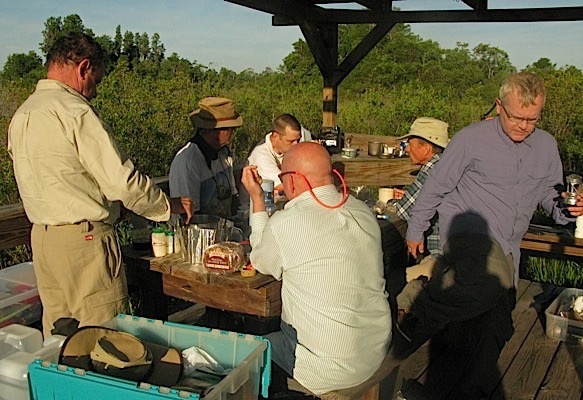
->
[545,288,583,341]
[0,262,41,328]
[0,324,65,400]
[29,314,271,399]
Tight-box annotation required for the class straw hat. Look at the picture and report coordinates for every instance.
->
[398,117,449,149]
[189,97,243,129]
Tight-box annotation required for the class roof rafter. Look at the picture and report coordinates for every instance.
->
[274,7,583,25]
[224,0,583,128]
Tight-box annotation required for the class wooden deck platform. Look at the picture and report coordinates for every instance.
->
[375,279,583,400]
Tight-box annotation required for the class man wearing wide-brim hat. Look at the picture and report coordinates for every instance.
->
[393,117,449,281]
[170,97,243,219]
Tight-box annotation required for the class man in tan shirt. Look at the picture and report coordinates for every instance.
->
[8,33,190,337]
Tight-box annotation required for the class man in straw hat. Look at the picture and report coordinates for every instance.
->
[393,117,449,282]
[170,97,243,218]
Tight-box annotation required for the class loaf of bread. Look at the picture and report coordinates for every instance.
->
[203,241,246,273]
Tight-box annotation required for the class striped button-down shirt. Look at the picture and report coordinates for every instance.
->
[249,185,392,394]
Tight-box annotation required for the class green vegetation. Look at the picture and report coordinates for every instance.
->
[525,256,583,289]
[1,14,583,287]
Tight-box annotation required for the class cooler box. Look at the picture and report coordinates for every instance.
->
[0,262,41,328]
[545,288,583,341]
[0,324,65,400]
[28,314,271,399]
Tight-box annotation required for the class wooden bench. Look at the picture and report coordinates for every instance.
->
[281,279,582,400]
[286,331,428,400]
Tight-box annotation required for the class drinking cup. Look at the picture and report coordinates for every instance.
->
[368,141,382,156]
[378,188,395,203]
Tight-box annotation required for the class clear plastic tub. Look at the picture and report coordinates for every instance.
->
[0,262,41,328]
[0,324,64,400]
[545,288,583,341]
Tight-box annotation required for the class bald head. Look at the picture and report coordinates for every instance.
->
[281,143,333,195]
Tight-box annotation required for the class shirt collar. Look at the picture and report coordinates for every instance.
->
[495,116,535,148]
[283,184,341,210]
[37,79,90,103]
[266,132,283,167]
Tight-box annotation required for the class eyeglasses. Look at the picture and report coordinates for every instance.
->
[497,99,541,126]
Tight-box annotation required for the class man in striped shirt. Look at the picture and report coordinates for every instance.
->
[242,142,392,396]
[393,117,449,282]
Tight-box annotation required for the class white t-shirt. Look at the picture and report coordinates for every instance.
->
[248,127,312,187]
[248,132,284,187]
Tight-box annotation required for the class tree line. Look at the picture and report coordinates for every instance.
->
[1,14,582,207]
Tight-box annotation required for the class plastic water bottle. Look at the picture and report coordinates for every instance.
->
[262,179,277,217]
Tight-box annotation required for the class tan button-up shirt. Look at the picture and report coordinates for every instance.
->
[8,79,170,225]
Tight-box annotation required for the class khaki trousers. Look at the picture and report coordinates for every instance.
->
[31,222,128,338]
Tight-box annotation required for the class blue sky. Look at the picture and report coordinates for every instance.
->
[0,0,581,73]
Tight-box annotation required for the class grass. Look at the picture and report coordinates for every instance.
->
[524,255,583,289]
[0,245,32,269]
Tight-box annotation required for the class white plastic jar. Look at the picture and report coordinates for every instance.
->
[151,227,167,257]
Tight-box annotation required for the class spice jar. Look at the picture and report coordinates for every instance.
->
[165,230,175,254]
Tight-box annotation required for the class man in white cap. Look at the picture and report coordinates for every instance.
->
[393,117,449,282]
[169,97,243,218]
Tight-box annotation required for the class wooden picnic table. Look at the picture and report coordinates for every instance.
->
[122,215,406,323]
[331,133,419,187]
[521,226,583,258]
[122,246,282,319]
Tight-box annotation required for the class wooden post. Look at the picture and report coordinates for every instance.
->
[323,84,337,128]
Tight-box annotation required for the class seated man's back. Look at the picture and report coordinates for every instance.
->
[244,142,392,394]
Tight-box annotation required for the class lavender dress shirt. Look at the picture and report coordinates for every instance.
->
[406,117,572,284]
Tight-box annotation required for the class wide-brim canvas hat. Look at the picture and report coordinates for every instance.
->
[59,326,183,387]
[189,97,243,129]
[398,117,449,149]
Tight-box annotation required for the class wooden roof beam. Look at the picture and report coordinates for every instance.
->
[299,22,338,75]
[461,0,488,12]
[273,7,583,24]
[224,0,322,19]
[335,21,396,86]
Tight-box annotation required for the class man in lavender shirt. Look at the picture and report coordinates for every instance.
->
[397,72,583,398]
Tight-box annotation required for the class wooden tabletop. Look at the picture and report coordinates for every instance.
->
[521,227,583,258]
[332,153,419,187]
[123,247,282,317]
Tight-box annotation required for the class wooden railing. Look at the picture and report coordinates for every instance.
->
[0,175,171,253]
[0,203,30,251]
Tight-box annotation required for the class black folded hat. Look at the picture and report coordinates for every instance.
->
[59,326,183,387]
